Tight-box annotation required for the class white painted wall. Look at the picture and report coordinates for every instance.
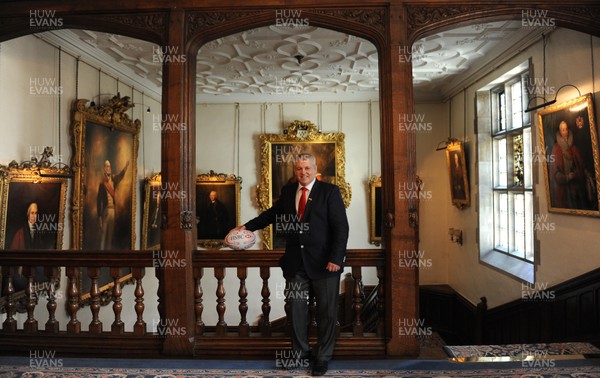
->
[416,28,600,308]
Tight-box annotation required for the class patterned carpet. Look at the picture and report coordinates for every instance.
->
[2,357,600,377]
[444,341,600,358]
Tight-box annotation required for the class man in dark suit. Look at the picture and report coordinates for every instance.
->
[237,153,349,376]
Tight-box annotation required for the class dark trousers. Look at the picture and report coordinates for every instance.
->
[286,269,340,362]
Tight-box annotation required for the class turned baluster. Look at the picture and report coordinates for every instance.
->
[259,267,271,336]
[352,266,364,336]
[111,267,124,334]
[133,267,146,336]
[376,265,385,337]
[194,267,205,336]
[23,266,38,333]
[88,267,102,334]
[66,267,81,333]
[155,262,165,328]
[215,267,227,336]
[1,266,16,332]
[45,267,59,333]
[237,267,249,337]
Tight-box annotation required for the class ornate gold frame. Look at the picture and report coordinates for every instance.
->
[538,93,600,216]
[368,175,382,246]
[71,94,140,304]
[196,171,242,249]
[142,173,162,250]
[446,140,470,209]
[0,164,67,312]
[257,120,351,249]
[0,164,68,250]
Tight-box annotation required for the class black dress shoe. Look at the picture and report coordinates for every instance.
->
[312,360,328,376]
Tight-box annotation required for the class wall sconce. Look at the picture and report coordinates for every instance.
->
[449,228,463,245]
[524,84,581,113]
[435,137,459,151]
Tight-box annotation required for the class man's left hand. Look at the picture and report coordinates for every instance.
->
[326,262,341,272]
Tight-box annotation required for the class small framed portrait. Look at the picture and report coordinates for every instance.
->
[0,165,67,310]
[70,95,140,304]
[538,93,600,216]
[257,120,351,249]
[368,175,382,246]
[196,171,242,249]
[446,141,470,208]
[142,173,162,250]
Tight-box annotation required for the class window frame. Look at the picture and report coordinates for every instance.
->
[476,60,536,283]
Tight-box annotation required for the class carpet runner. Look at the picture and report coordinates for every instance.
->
[444,341,600,358]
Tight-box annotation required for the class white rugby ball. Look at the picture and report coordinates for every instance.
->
[225,229,256,250]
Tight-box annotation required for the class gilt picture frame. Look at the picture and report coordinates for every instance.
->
[257,120,351,249]
[0,164,67,311]
[196,171,242,249]
[446,141,470,208]
[71,95,140,304]
[142,173,162,250]
[368,175,382,246]
[538,93,600,216]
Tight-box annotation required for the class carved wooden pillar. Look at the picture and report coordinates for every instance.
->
[383,4,419,357]
[159,8,196,356]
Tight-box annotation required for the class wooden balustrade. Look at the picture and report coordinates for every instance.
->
[192,249,386,358]
[0,250,161,357]
[0,249,386,358]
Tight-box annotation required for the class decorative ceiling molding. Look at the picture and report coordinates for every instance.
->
[195,25,379,101]
[36,18,538,103]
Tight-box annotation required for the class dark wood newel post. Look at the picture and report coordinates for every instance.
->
[384,3,420,357]
[159,8,196,356]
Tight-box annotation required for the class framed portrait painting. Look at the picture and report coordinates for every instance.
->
[142,173,162,250]
[368,175,382,246]
[446,141,470,208]
[538,93,600,216]
[0,164,67,311]
[257,120,351,249]
[71,95,140,303]
[196,171,241,249]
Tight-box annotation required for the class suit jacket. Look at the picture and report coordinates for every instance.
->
[245,180,349,280]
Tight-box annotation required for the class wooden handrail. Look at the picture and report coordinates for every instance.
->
[0,249,383,268]
[193,249,384,267]
[0,250,155,267]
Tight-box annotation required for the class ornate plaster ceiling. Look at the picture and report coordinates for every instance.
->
[43,20,540,103]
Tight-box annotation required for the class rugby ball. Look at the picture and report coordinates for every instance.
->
[225,229,256,250]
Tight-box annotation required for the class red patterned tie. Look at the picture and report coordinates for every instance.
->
[298,187,308,221]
